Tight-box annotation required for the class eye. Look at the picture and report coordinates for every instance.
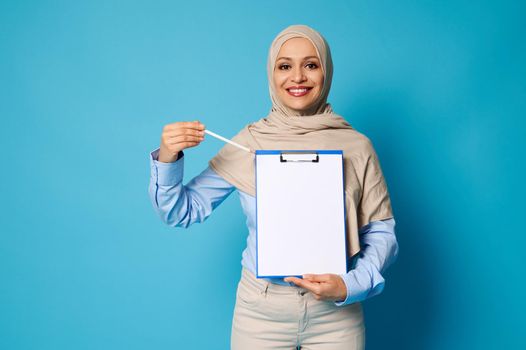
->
[306,62,318,69]
[278,64,291,70]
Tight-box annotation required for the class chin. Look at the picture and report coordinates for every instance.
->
[287,101,316,112]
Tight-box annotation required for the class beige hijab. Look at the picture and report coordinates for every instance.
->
[209,24,392,257]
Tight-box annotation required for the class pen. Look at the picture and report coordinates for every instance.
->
[204,129,254,154]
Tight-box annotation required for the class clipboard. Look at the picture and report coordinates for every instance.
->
[255,150,347,278]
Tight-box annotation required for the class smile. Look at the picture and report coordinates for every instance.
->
[286,87,312,97]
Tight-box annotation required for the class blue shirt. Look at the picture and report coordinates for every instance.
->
[148,149,399,306]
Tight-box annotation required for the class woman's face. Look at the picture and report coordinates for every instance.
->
[273,37,324,113]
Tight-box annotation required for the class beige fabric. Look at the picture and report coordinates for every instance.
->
[209,24,393,257]
[231,268,365,349]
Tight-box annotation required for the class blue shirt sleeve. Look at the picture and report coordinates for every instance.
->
[148,148,236,228]
[334,218,399,306]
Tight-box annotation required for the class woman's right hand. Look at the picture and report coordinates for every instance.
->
[158,120,206,163]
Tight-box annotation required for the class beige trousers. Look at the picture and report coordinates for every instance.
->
[231,268,365,350]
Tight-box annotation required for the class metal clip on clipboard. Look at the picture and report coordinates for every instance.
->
[279,151,319,163]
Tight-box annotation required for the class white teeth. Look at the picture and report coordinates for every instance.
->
[289,88,307,93]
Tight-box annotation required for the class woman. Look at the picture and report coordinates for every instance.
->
[148,24,398,350]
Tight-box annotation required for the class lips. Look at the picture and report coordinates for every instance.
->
[286,86,312,97]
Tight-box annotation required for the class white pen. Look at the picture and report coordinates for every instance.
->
[204,129,254,154]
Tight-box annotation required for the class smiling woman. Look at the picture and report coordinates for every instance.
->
[149,24,398,350]
[273,37,325,114]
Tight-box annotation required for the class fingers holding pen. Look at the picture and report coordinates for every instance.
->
[163,120,205,132]
[158,120,206,162]
[166,121,205,139]
[165,132,205,143]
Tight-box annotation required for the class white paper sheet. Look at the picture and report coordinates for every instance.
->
[255,150,347,277]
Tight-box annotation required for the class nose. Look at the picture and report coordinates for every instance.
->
[291,66,306,83]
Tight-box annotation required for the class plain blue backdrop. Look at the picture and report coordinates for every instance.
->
[1,0,525,349]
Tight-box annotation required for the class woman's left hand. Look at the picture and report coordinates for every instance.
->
[284,274,347,302]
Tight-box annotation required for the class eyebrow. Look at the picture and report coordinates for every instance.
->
[276,56,320,61]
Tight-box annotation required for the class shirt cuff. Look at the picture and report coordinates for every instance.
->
[334,271,377,306]
[150,148,185,186]
[334,273,353,306]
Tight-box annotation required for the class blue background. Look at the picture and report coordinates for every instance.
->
[1,0,525,349]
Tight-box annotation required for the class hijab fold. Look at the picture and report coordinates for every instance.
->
[209,25,393,258]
